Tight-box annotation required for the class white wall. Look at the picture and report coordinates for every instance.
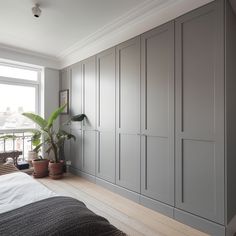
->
[43,68,60,129]
[42,68,60,159]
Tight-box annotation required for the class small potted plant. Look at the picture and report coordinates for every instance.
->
[32,156,49,178]
[22,104,78,179]
[0,131,49,177]
[29,131,49,178]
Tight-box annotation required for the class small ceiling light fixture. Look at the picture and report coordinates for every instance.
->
[32,3,42,18]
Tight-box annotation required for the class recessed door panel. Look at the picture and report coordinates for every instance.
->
[116,134,140,193]
[144,28,170,136]
[96,131,115,183]
[180,12,215,138]
[180,139,216,217]
[83,57,96,130]
[97,48,116,131]
[116,37,140,133]
[70,129,82,170]
[83,130,96,175]
[141,136,172,204]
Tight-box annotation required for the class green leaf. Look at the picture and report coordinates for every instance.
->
[31,131,41,147]
[71,114,86,122]
[27,129,42,134]
[58,129,76,141]
[32,138,41,147]
[0,134,18,140]
[33,142,44,152]
[22,113,47,129]
[47,104,67,129]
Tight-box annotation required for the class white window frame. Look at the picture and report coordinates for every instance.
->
[0,62,42,132]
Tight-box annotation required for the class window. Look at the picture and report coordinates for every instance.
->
[0,64,38,81]
[0,62,41,160]
[0,63,41,130]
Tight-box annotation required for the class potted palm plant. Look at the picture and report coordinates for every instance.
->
[22,104,76,179]
[30,131,49,178]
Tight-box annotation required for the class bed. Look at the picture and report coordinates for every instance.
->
[0,165,126,236]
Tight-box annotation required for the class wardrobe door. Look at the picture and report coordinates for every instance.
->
[116,36,141,193]
[141,22,174,205]
[175,1,224,224]
[82,56,96,130]
[68,63,83,170]
[81,56,96,175]
[70,128,83,170]
[70,63,82,130]
[82,130,96,175]
[96,48,116,183]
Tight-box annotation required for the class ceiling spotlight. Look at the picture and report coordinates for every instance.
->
[32,4,41,18]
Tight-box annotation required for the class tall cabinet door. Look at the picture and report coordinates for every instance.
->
[70,128,83,170]
[69,63,83,170]
[96,48,116,183]
[141,22,174,205]
[175,1,224,224]
[116,37,141,193]
[81,56,96,175]
[82,56,96,130]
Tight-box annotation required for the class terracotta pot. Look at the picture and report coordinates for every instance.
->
[32,159,49,178]
[48,162,63,179]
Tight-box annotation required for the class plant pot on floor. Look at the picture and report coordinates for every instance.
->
[32,159,49,178]
[48,162,63,179]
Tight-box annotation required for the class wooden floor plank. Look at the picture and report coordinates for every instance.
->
[38,174,209,236]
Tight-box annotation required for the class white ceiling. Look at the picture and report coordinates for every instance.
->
[0,0,214,68]
[0,0,149,57]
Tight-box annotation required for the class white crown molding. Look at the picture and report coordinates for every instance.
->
[57,0,171,59]
[0,0,214,69]
[0,43,60,69]
[58,0,214,68]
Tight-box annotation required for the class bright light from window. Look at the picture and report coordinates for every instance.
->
[0,84,36,129]
[0,65,38,81]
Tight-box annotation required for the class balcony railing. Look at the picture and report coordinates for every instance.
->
[0,129,33,161]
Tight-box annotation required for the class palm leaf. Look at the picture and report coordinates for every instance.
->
[22,113,47,129]
[0,134,18,140]
[58,129,76,141]
[33,142,44,152]
[31,131,41,146]
[47,104,67,129]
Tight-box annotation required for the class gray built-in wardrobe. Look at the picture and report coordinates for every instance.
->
[60,0,236,235]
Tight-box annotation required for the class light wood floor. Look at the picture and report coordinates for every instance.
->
[38,173,209,236]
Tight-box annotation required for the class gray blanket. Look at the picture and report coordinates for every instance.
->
[0,196,126,236]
